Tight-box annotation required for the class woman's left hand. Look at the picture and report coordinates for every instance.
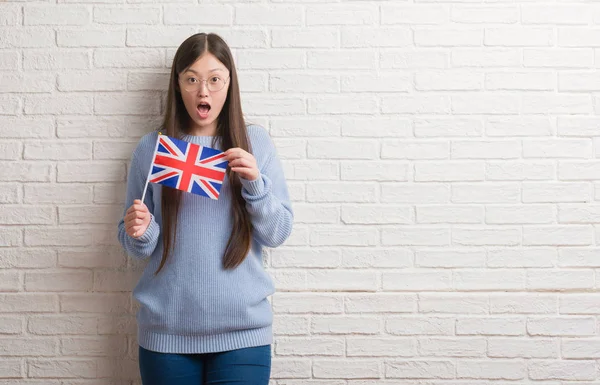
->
[225,147,259,181]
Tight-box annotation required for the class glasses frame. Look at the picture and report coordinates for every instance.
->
[178,75,230,93]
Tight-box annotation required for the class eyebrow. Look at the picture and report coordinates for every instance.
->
[184,68,224,74]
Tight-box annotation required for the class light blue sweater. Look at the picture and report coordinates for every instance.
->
[117,125,293,354]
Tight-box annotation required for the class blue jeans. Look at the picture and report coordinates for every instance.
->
[138,344,271,385]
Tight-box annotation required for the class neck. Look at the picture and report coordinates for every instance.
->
[189,121,217,137]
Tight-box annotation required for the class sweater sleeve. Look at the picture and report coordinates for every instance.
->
[117,151,161,259]
[240,131,293,248]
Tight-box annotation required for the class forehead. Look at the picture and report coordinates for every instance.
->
[182,53,227,75]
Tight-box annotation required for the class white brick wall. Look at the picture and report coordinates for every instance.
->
[1,0,599,383]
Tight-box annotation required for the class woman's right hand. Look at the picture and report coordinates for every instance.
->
[124,199,152,238]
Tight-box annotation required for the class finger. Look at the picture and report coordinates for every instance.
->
[228,158,250,168]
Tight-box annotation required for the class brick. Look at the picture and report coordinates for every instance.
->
[60,336,127,356]
[24,50,90,70]
[452,6,518,24]
[385,360,454,379]
[525,48,593,68]
[348,337,415,357]
[381,183,449,203]
[486,205,554,224]
[275,337,344,356]
[94,93,160,115]
[0,228,21,247]
[559,161,600,180]
[25,271,93,292]
[235,5,302,26]
[452,94,519,114]
[308,139,378,160]
[457,360,526,380]
[386,316,453,336]
[57,116,126,138]
[311,316,379,335]
[0,162,51,182]
[418,337,485,357]
[0,51,19,70]
[57,29,124,47]
[60,293,129,313]
[417,204,482,224]
[527,317,596,336]
[343,117,411,138]
[24,5,89,25]
[490,294,556,314]
[126,26,195,47]
[419,294,488,314]
[273,293,343,314]
[345,293,416,314]
[310,227,378,246]
[415,118,483,137]
[24,142,91,160]
[24,95,93,115]
[307,5,376,26]
[415,28,482,47]
[488,338,557,358]
[57,162,125,182]
[0,206,54,225]
[0,294,57,312]
[0,249,56,269]
[306,270,377,291]
[0,338,56,356]
[0,27,55,48]
[58,71,126,91]
[454,270,525,291]
[94,6,160,24]
[282,161,338,181]
[313,360,379,379]
[0,5,20,26]
[0,73,54,93]
[383,270,451,291]
[529,360,596,380]
[307,183,377,203]
[488,248,556,268]
[456,317,525,336]
[271,73,338,93]
[342,248,412,268]
[523,225,593,246]
[342,27,412,48]
[308,50,376,70]
[342,205,412,224]
[383,5,448,25]
[59,205,122,224]
[94,48,162,68]
[416,70,482,91]
[308,96,377,115]
[28,359,96,378]
[272,29,338,48]
[274,315,309,336]
[417,250,485,268]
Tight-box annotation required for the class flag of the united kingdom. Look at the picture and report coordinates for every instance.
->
[148,134,228,200]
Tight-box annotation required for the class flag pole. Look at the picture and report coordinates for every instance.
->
[140,131,162,205]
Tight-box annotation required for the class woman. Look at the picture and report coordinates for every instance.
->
[117,32,293,385]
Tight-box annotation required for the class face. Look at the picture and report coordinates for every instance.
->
[177,53,230,136]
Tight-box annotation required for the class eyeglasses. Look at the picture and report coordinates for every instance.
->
[179,75,229,93]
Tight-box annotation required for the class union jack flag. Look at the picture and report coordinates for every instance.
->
[148,134,228,200]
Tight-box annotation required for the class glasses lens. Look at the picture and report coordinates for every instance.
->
[207,78,224,92]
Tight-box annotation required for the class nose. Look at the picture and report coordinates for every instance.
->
[197,81,209,96]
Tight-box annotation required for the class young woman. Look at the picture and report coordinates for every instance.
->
[117,33,293,385]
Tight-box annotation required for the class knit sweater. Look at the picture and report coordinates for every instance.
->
[116,125,293,354]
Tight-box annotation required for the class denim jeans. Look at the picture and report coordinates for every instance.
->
[138,344,271,385]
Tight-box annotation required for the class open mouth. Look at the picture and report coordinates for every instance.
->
[197,102,211,118]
